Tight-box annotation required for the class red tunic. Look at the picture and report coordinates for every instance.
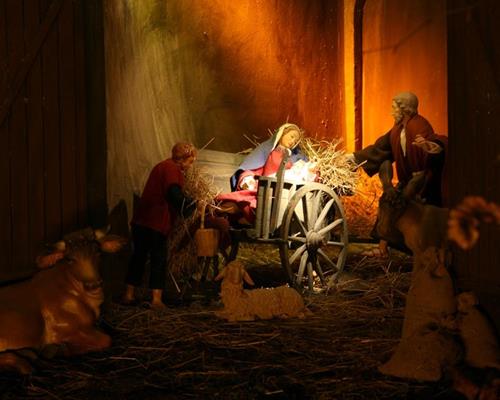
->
[354,114,447,206]
[389,114,437,186]
[132,158,184,236]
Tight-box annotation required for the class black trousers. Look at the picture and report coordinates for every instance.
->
[125,224,167,290]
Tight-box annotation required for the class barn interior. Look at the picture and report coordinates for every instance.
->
[0,0,499,399]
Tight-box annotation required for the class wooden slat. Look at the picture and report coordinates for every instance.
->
[41,10,61,241]
[447,0,500,330]
[83,0,107,227]
[0,145,10,277]
[58,0,78,234]
[0,0,88,282]
[353,0,366,151]
[10,97,30,275]
[0,0,7,91]
[0,0,64,127]
[25,0,46,265]
[6,0,30,277]
[73,0,87,227]
[269,154,288,233]
[254,180,265,237]
[5,0,24,69]
[40,0,50,19]
[262,180,273,239]
[0,0,12,279]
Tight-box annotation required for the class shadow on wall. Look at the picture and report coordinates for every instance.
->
[105,0,346,221]
[101,200,132,301]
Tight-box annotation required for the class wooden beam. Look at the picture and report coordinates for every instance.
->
[353,0,366,151]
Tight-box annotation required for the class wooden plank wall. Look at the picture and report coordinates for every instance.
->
[447,0,500,329]
[0,0,87,282]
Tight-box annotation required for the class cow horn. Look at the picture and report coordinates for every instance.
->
[94,225,111,240]
[402,171,426,199]
[54,240,66,252]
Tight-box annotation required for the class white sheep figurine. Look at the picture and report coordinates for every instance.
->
[214,260,310,322]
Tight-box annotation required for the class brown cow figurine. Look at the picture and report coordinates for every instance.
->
[0,227,126,374]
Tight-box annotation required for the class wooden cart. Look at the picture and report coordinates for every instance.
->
[224,155,349,292]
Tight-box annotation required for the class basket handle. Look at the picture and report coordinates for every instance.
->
[200,202,207,229]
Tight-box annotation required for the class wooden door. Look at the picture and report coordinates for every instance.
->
[0,0,87,281]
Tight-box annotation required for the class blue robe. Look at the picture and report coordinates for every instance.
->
[230,132,307,191]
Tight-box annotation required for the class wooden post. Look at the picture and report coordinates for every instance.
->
[269,153,289,234]
[262,179,273,239]
[254,178,265,237]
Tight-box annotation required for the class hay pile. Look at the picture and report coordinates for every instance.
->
[301,137,360,196]
[167,165,220,279]
[342,170,383,238]
[300,137,381,238]
[0,247,454,399]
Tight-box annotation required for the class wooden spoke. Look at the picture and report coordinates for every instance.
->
[315,259,326,285]
[326,240,345,247]
[293,209,308,236]
[296,251,309,286]
[309,191,322,228]
[301,195,310,230]
[313,198,335,231]
[306,261,314,291]
[318,218,344,236]
[318,248,340,272]
[288,236,306,243]
[289,243,307,265]
[280,183,348,291]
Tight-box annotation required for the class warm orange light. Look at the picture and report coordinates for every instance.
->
[177,0,345,142]
[361,0,448,146]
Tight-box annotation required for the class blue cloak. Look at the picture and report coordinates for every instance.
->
[230,131,307,191]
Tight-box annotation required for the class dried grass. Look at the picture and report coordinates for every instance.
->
[300,137,382,238]
[301,137,360,196]
[2,247,452,399]
[343,169,383,238]
[168,165,220,278]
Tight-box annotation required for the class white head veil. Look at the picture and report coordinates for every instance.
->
[272,123,303,150]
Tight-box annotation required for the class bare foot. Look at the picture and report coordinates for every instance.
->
[378,240,389,257]
[361,248,384,257]
[361,246,389,258]
[121,284,137,305]
[120,296,138,306]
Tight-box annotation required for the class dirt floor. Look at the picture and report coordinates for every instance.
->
[0,244,465,399]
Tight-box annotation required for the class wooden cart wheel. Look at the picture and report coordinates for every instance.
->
[279,183,348,292]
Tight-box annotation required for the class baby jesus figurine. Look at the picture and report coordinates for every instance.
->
[217,123,315,226]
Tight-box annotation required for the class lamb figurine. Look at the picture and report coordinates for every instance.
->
[214,260,310,322]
